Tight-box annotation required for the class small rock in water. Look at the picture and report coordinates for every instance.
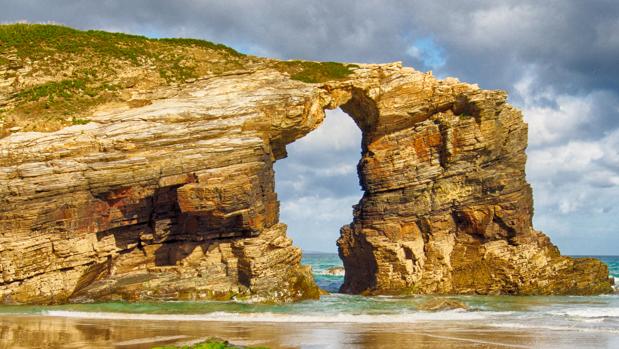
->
[326,266,345,276]
[418,298,468,311]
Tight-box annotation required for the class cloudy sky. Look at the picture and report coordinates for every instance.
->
[2,0,618,254]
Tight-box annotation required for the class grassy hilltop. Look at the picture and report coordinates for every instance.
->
[0,24,356,135]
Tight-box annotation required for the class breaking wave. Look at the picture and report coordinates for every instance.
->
[43,309,494,323]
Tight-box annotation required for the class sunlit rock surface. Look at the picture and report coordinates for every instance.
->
[0,63,612,304]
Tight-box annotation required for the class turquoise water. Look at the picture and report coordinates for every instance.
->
[302,253,344,293]
[0,254,617,334]
[597,255,619,285]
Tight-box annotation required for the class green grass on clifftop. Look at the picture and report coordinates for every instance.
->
[277,60,358,83]
[0,23,248,134]
[0,24,242,61]
[0,23,358,135]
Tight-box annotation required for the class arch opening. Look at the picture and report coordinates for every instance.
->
[274,107,362,292]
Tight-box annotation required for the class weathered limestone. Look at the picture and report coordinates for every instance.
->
[0,63,613,304]
[336,70,613,295]
[0,69,324,303]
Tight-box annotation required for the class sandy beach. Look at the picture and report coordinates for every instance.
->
[0,313,618,349]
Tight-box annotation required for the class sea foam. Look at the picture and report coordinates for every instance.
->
[42,310,496,323]
[550,307,619,318]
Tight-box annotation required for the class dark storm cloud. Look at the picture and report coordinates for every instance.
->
[2,0,618,253]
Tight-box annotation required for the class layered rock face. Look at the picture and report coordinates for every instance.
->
[0,63,612,304]
[336,69,613,295]
[0,70,325,303]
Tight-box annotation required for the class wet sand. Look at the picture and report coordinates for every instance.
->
[1,315,618,349]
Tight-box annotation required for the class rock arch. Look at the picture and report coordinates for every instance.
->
[321,65,610,295]
[0,63,612,304]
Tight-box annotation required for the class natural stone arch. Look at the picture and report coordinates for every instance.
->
[304,66,612,295]
[0,63,612,304]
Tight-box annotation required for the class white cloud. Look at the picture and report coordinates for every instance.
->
[277,176,309,193]
[526,122,619,251]
[281,194,360,252]
[525,96,594,147]
[287,162,357,177]
[527,141,604,179]
[281,195,359,221]
[289,109,361,153]
[515,69,619,252]
[600,128,619,170]
[517,73,598,147]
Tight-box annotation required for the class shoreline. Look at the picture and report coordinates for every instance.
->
[0,253,617,348]
[32,309,494,323]
[1,313,618,349]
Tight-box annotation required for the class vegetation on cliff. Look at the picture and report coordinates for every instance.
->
[0,24,357,135]
[0,24,246,134]
[276,60,358,83]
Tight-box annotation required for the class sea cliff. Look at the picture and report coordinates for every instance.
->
[0,24,613,304]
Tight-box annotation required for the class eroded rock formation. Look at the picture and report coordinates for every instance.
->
[0,62,613,304]
[335,68,613,295]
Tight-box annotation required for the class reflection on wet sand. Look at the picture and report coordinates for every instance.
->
[1,315,618,349]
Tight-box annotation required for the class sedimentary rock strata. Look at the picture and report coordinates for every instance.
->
[335,71,613,295]
[0,61,613,304]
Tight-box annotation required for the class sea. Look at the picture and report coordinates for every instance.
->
[0,254,617,348]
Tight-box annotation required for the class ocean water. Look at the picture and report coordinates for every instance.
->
[0,254,617,337]
[602,255,619,288]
